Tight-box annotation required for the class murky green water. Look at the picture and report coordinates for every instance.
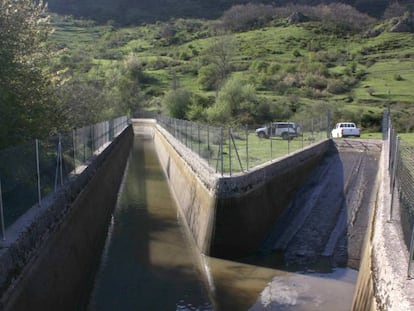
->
[87,134,357,311]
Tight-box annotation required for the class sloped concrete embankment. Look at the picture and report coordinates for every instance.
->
[0,126,133,311]
[137,119,332,259]
[262,139,382,269]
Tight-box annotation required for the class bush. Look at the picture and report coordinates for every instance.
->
[162,88,191,119]
[394,73,404,81]
[304,74,328,90]
[198,64,220,91]
[250,60,269,73]
[221,4,277,31]
[327,79,349,94]
[207,77,259,124]
[267,62,281,74]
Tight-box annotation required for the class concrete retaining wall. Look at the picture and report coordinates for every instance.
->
[352,140,414,311]
[212,140,333,259]
[0,126,133,311]
[137,119,332,259]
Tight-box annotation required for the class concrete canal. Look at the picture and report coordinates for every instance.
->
[86,134,380,310]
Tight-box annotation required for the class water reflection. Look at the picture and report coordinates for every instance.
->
[205,256,356,311]
[87,135,211,311]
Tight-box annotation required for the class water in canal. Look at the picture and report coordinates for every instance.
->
[87,134,357,311]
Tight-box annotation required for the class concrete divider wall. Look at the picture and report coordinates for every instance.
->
[212,139,333,259]
[0,125,133,311]
[140,120,218,255]
[143,119,333,259]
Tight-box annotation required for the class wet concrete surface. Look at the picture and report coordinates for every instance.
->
[262,139,382,270]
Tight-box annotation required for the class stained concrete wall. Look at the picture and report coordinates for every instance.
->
[134,119,218,255]
[136,119,333,259]
[0,125,133,311]
[352,140,414,311]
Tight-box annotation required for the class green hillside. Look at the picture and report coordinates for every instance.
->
[48,3,414,132]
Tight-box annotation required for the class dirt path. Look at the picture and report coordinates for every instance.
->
[262,139,382,269]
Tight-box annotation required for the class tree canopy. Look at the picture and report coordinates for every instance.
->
[0,0,57,148]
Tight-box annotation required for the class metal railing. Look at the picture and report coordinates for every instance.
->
[0,116,129,240]
[156,114,330,176]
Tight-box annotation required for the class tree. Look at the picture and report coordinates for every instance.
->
[0,0,56,148]
[200,34,236,91]
[198,64,220,91]
[162,88,191,119]
[207,76,259,124]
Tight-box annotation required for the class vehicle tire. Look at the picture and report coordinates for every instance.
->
[258,132,266,139]
[282,132,289,140]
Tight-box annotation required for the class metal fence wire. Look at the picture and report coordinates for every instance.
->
[385,110,414,278]
[156,114,330,176]
[0,116,129,239]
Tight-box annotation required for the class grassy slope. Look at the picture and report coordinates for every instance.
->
[50,15,414,127]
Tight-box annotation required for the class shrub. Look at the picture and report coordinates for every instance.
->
[327,79,349,94]
[250,60,269,73]
[304,74,328,90]
[198,64,220,91]
[394,73,404,81]
[267,62,281,75]
[162,88,191,119]
[221,4,277,31]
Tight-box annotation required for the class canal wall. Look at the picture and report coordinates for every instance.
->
[0,125,133,311]
[136,119,333,259]
[352,140,414,311]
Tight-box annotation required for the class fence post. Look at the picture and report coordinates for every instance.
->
[185,121,188,147]
[228,128,232,176]
[35,139,42,207]
[389,136,400,222]
[408,225,414,278]
[54,134,63,192]
[90,125,94,157]
[245,124,249,171]
[0,177,5,240]
[270,135,273,161]
[220,127,224,176]
[190,121,193,151]
[83,128,87,162]
[288,122,291,154]
[207,125,210,165]
[326,109,331,138]
[73,129,77,173]
[198,124,201,156]
[301,120,304,149]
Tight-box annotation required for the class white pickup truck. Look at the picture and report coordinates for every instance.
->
[331,122,360,138]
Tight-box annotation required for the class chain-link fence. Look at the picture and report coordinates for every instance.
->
[156,114,330,176]
[385,109,414,277]
[0,116,129,239]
